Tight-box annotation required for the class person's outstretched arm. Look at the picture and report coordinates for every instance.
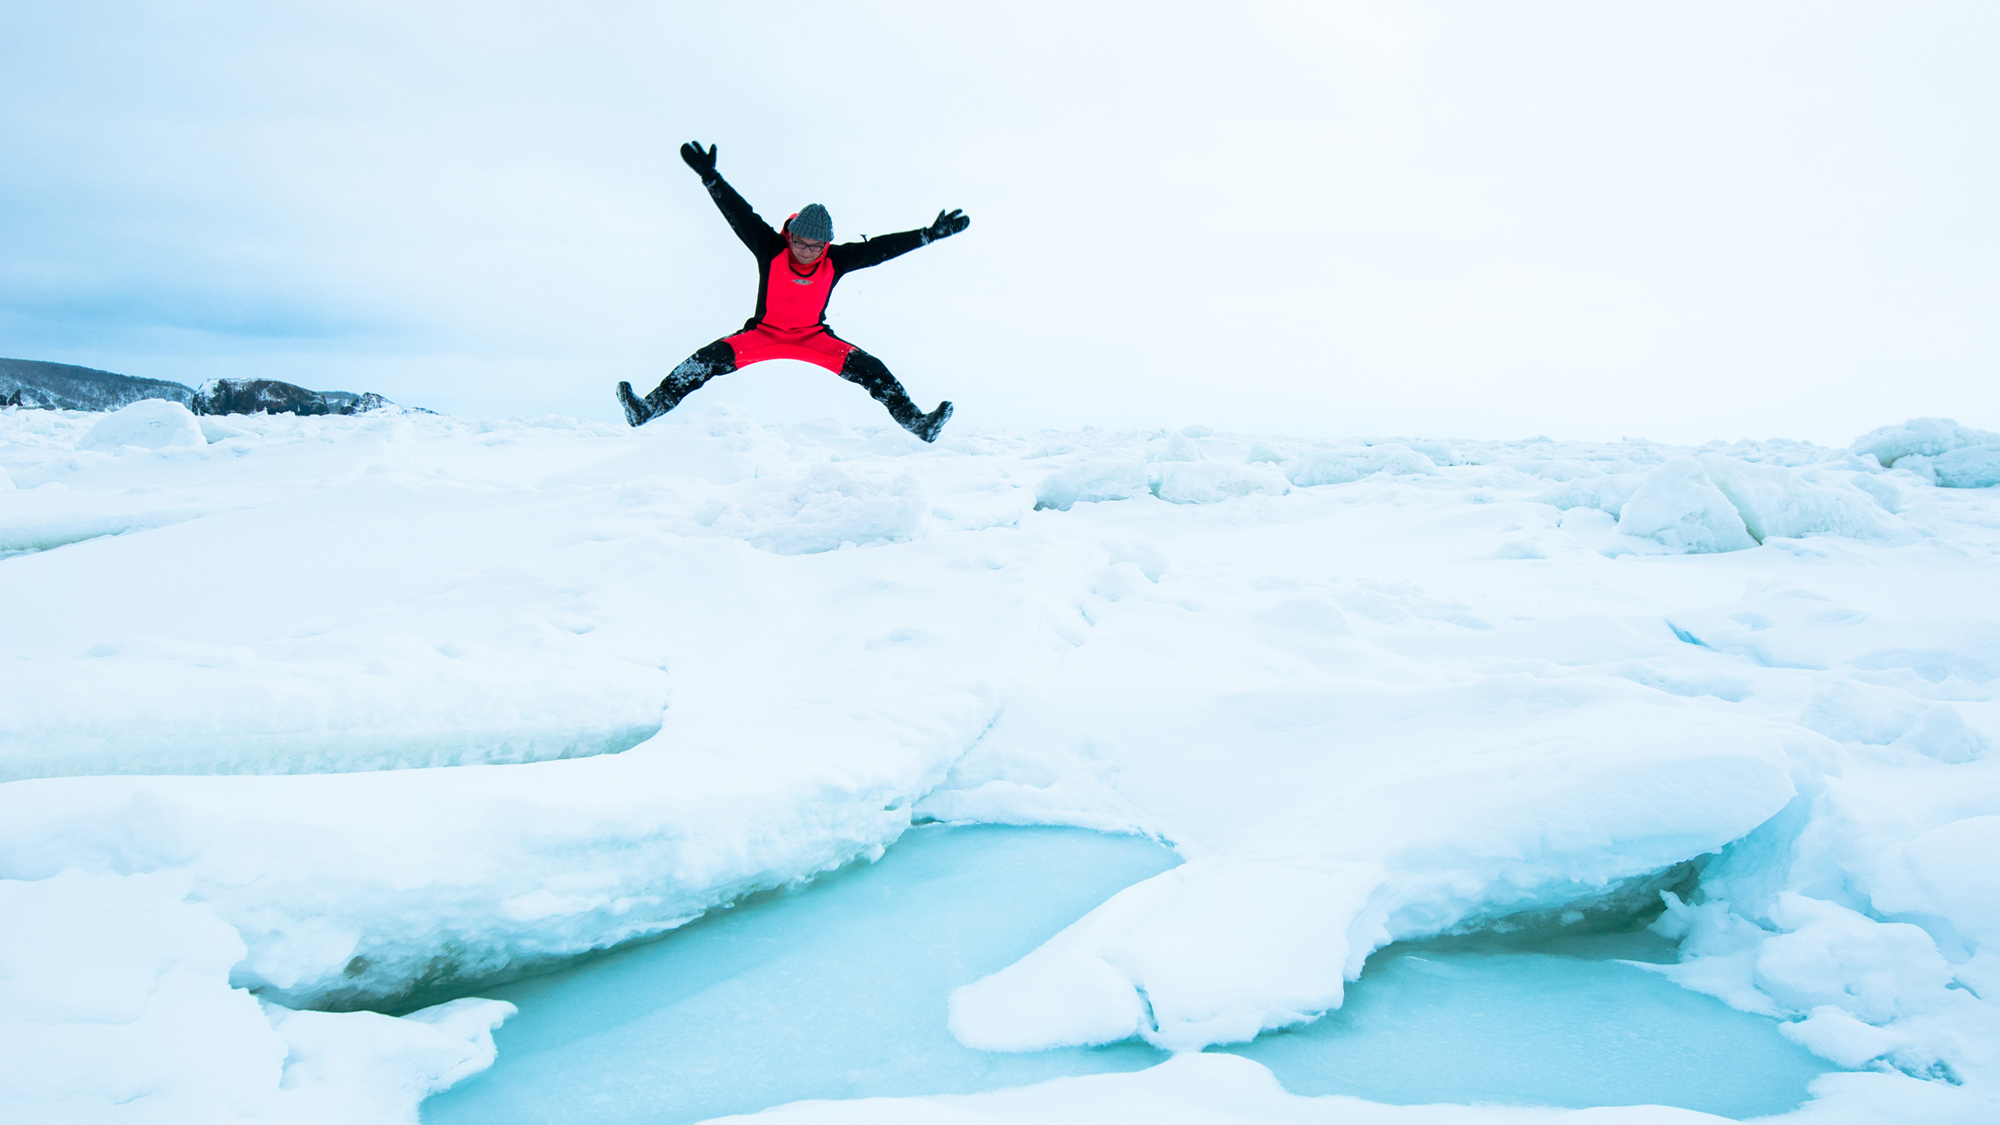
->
[680,142,783,256]
[830,209,970,273]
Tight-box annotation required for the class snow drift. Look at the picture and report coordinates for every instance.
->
[82,399,205,451]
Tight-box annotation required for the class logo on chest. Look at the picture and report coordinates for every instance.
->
[792,277,814,285]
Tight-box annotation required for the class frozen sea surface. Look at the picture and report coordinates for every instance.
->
[1229,932,1832,1118]
[421,826,1178,1125]
[6,398,1999,1123]
[423,826,1828,1125]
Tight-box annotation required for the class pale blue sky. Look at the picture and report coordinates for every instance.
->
[3,1,1995,444]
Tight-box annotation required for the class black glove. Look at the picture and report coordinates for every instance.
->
[925,208,969,241]
[680,141,718,179]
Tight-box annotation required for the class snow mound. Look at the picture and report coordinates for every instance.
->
[1285,443,1439,487]
[1849,417,2000,467]
[1,870,286,1120]
[1613,458,1758,553]
[1152,461,1289,505]
[1932,444,2000,489]
[1755,893,1958,1026]
[1607,455,1912,553]
[1146,432,1206,463]
[81,398,206,451]
[0,869,511,1123]
[1644,885,1983,1080]
[1869,816,2000,953]
[1532,472,1644,517]
[261,998,514,1123]
[1694,454,1916,544]
[1035,461,1149,511]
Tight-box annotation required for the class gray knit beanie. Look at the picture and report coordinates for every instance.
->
[790,203,833,242]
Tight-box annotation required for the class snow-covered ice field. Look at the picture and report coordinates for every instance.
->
[4,393,1999,1123]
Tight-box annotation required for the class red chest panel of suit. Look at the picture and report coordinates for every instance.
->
[763,252,835,331]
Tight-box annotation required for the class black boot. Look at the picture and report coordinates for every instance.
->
[911,401,953,443]
[624,341,736,428]
[643,383,677,418]
[617,381,651,427]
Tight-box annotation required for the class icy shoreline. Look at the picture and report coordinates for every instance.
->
[3,398,1998,1122]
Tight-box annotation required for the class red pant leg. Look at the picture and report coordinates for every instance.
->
[724,326,856,373]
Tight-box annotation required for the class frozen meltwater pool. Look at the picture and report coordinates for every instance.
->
[1225,930,1835,1119]
[420,826,1833,1124]
[420,825,1178,1125]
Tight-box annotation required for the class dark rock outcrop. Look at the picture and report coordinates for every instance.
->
[188,380,400,416]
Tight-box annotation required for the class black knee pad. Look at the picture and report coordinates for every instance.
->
[839,350,892,390]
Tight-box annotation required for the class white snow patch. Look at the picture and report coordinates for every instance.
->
[1932,444,2000,489]
[1151,460,1289,505]
[0,869,511,1123]
[693,1050,1972,1124]
[703,464,933,554]
[1285,443,1439,486]
[1533,472,1644,517]
[1034,461,1150,511]
[81,399,206,451]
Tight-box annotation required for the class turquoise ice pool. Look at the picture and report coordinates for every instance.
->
[421,825,1831,1124]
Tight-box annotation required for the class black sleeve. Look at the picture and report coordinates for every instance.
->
[828,228,931,274]
[702,173,784,257]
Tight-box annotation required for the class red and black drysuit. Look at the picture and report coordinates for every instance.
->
[631,171,949,435]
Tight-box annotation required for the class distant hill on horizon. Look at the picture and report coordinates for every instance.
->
[0,357,194,411]
[1,357,405,416]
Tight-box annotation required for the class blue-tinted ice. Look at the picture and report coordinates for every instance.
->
[1225,931,1834,1119]
[421,825,1176,1125]
[421,826,1832,1124]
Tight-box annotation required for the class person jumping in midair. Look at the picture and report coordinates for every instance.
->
[618,141,968,441]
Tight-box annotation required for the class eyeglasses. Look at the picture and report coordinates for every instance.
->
[789,236,827,250]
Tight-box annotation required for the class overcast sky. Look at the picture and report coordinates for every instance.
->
[3,1,1995,444]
